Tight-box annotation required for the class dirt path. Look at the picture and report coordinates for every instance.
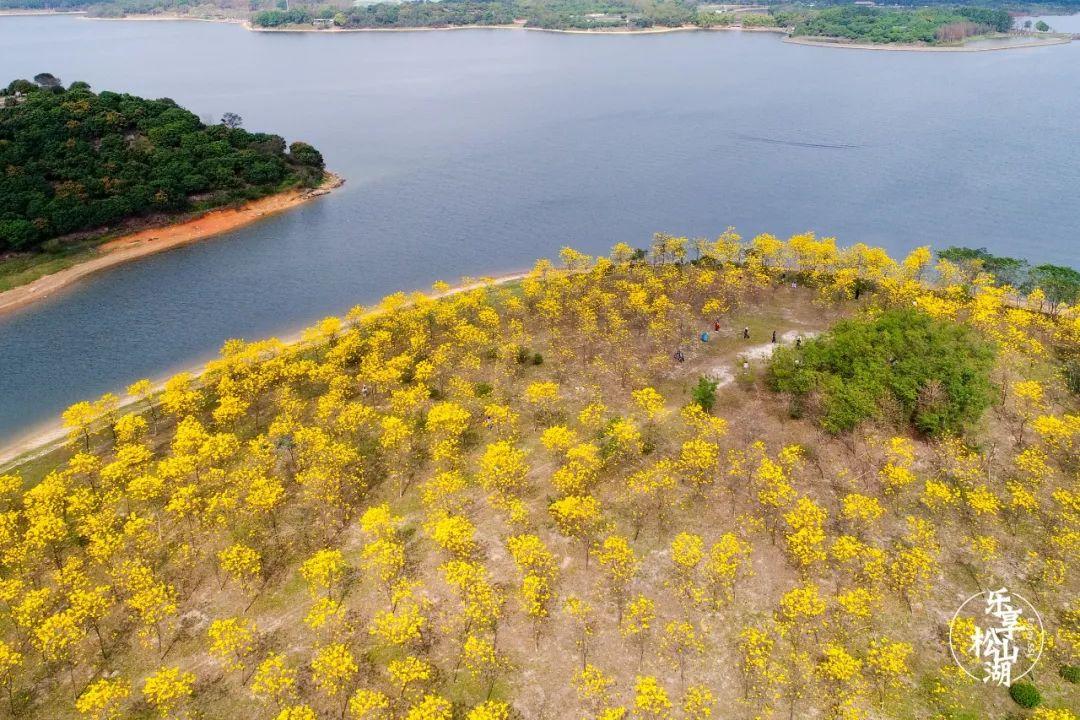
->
[0,173,343,318]
[704,329,819,386]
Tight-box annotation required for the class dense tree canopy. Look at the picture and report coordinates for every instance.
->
[251,0,698,30]
[0,79,325,252]
[768,308,996,435]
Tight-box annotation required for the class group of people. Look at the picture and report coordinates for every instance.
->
[673,321,802,364]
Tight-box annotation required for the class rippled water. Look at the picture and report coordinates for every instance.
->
[1,16,1078,445]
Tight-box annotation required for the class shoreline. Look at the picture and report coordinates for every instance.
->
[81,13,243,24]
[783,34,1072,52]
[6,13,1069,49]
[73,14,788,36]
[0,268,528,471]
[0,172,343,319]
[0,9,86,16]
[52,13,1069,49]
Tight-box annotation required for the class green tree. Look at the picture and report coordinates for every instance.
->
[767,308,995,436]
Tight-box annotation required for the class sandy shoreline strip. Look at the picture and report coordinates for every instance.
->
[0,173,343,319]
[783,34,1072,52]
[232,21,788,36]
[0,269,528,471]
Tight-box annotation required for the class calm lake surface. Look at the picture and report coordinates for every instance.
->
[1,16,1078,446]
[1017,14,1080,32]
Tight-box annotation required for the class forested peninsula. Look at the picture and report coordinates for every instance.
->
[0,76,327,255]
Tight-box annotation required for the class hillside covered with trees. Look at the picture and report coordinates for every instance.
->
[0,77,326,253]
[1,234,1077,720]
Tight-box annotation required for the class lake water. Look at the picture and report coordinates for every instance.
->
[1016,14,1080,32]
[1,16,1078,447]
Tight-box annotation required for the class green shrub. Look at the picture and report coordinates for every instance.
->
[767,308,995,436]
[1060,664,1080,684]
[691,376,719,412]
[532,353,544,366]
[1008,681,1041,708]
[474,382,493,397]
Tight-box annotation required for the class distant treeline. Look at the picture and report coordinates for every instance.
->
[0,77,325,253]
[248,0,1018,34]
[4,0,1072,34]
[5,0,1080,17]
[793,5,1013,43]
[825,0,1080,7]
[251,0,703,30]
[253,1,515,28]
[0,0,250,9]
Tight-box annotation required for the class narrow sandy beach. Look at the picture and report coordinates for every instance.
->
[0,173,343,319]
[249,21,700,35]
[0,269,527,470]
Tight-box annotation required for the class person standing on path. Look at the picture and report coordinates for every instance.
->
[743,327,750,339]
[772,330,777,343]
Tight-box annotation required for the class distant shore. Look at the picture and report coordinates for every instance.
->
[0,172,343,319]
[36,13,1067,49]
[783,33,1072,52]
